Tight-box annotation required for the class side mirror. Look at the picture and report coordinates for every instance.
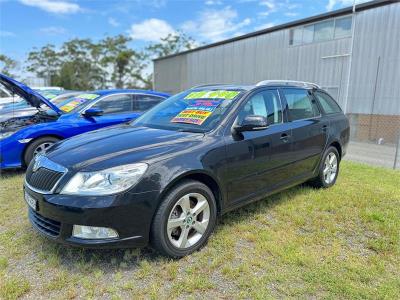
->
[234,115,268,133]
[83,108,103,117]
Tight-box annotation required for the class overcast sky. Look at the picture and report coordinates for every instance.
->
[1,0,366,64]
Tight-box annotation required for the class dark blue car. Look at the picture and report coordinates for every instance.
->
[0,74,169,169]
[22,81,350,257]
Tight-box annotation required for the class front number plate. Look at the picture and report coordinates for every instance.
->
[24,191,37,211]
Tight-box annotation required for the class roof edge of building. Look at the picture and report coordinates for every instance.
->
[153,0,394,62]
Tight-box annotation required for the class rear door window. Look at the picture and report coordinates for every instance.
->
[282,88,320,121]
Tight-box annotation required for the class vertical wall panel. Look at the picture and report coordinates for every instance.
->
[154,2,399,115]
[347,2,400,115]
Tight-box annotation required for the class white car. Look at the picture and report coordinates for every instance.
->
[33,86,64,91]
[0,85,64,108]
[0,86,17,105]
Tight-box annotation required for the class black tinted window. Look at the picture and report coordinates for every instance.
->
[134,95,163,111]
[282,89,319,121]
[92,94,133,114]
[314,91,342,114]
[238,90,282,125]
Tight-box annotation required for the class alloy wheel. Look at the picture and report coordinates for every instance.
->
[33,142,54,157]
[323,152,338,184]
[167,193,210,249]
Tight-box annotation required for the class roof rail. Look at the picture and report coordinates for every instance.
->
[256,80,320,89]
[191,83,233,89]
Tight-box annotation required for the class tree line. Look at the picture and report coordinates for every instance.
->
[0,33,196,90]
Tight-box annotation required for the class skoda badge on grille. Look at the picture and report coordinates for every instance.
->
[32,154,44,172]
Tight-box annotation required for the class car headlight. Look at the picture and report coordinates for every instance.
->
[61,163,148,196]
[0,131,16,140]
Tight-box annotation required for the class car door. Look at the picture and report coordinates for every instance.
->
[223,88,292,205]
[279,88,328,179]
[81,93,141,131]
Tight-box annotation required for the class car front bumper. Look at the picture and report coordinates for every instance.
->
[0,138,25,169]
[24,185,161,249]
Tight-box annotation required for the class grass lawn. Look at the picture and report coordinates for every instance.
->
[0,161,399,299]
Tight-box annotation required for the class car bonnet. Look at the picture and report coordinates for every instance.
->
[0,73,63,115]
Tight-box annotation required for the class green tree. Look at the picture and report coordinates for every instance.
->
[24,32,198,90]
[0,54,17,77]
[99,35,145,88]
[59,38,105,89]
[26,45,61,85]
[26,40,104,89]
[52,61,102,90]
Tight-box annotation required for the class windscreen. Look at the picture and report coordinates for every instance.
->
[133,89,243,132]
[39,90,63,100]
[57,93,101,113]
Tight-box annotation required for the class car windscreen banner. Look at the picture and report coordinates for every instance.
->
[60,93,100,112]
[184,90,240,100]
[171,90,241,125]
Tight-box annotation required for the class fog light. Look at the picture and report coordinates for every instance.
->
[72,225,119,239]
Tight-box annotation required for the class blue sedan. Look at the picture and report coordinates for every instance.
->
[0,74,170,169]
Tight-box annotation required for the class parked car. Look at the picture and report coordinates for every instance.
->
[0,86,64,108]
[0,74,170,169]
[23,81,349,257]
[0,89,64,110]
[0,91,83,122]
[0,85,15,105]
[34,86,64,91]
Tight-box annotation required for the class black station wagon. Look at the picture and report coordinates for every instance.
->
[24,80,350,257]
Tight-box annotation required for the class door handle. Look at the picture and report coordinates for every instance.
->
[322,125,328,132]
[280,133,290,142]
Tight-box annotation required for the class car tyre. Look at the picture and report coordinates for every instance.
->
[24,136,60,167]
[151,180,217,258]
[308,146,340,188]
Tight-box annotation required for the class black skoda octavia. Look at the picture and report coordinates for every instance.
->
[24,81,349,257]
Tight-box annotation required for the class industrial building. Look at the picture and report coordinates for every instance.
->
[154,0,400,144]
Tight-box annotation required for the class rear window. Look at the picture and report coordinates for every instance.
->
[314,91,342,114]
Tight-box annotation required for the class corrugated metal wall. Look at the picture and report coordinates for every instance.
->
[154,2,400,115]
[347,3,400,115]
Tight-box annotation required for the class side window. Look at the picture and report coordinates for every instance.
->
[282,88,319,121]
[92,94,133,114]
[314,91,342,114]
[237,90,282,125]
[134,95,164,112]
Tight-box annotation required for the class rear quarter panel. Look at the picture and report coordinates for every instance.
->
[326,113,350,157]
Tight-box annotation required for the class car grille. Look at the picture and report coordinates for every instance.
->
[26,164,64,192]
[25,156,66,193]
[29,209,61,237]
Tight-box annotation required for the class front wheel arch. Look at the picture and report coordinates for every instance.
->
[157,170,223,217]
[22,134,63,168]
